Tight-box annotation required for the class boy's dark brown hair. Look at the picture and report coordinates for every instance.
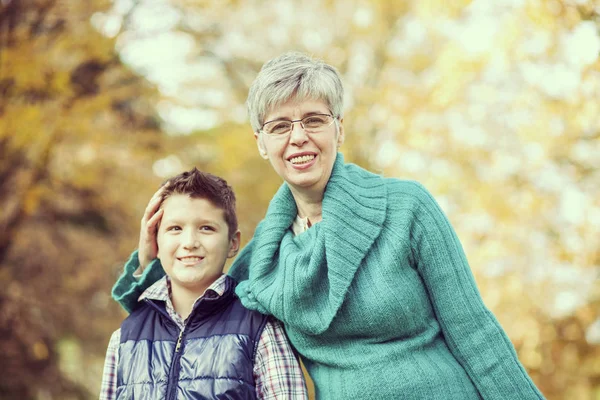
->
[160,168,238,238]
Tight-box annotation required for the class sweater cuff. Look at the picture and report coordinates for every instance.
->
[111,250,165,313]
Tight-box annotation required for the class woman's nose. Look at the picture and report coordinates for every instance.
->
[289,121,309,146]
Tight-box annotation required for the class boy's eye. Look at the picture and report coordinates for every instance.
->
[166,226,181,231]
[200,226,215,231]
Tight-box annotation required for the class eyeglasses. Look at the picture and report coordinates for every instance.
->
[260,114,336,136]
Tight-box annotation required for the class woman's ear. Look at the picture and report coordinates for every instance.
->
[336,118,345,149]
[254,132,269,159]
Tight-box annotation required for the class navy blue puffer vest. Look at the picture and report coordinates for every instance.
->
[116,276,268,400]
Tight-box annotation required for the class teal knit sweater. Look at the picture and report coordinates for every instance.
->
[113,154,544,400]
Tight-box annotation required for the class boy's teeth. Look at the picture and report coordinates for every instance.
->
[180,257,201,262]
[290,155,315,164]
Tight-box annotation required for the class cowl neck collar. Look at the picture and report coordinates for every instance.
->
[236,153,387,334]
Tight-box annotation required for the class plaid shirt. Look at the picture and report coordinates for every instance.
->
[99,274,307,399]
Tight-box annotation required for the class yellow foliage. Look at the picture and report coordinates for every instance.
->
[2,0,599,399]
[32,342,49,361]
[23,185,44,216]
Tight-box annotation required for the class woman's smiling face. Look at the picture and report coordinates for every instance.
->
[255,98,344,195]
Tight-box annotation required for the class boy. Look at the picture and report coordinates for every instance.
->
[100,168,307,399]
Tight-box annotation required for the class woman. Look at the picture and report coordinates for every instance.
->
[113,52,545,399]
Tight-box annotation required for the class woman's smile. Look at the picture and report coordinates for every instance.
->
[288,152,317,169]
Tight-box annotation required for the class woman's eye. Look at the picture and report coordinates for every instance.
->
[271,122,290,133]
[304,117,321,124]
[166,226,181,231]
[200,226,215,231]
[303,116,327,127]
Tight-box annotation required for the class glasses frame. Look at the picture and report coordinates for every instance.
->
[260,113,336,136]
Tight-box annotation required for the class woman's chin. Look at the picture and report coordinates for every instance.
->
[286,174,327,192]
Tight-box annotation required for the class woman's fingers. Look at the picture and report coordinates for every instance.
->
[146,208,163,233]
[141,188,165,225]
[138,208,162,269]
[137,187,165,269]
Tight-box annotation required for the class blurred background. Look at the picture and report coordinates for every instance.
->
[1,0,599,399]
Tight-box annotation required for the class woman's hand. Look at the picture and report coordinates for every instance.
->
[137,187,165,272]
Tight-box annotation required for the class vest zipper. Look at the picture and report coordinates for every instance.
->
[144,299,185,400]
[166,327,186,400]
[175,329,183,353]
[155,291,227,399]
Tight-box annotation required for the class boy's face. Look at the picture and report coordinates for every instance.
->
[156,194,240,293]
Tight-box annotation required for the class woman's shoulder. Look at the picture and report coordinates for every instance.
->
[342,162,441,211]
[381,178,451,228]
[383,177,434,199]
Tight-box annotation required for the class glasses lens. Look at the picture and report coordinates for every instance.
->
[264,121,291,135]
[263,114,333,135]
[303,115,332,132]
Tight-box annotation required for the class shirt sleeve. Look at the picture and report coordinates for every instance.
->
[99,329,121,400]
[409,182,544,399]
[253,317,308,400]
[111,250,165,313]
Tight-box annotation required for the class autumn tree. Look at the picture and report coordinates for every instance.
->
[0,0,164,398]
[1,0,599,398]
[101,0,599,398]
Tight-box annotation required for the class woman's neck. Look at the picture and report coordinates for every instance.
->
[290,186,324,224]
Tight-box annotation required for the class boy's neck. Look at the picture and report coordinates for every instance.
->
[169,278,218,321]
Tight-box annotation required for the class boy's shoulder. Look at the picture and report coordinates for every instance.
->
[120,275,269,337]
[107,328,121,349]
[137,275,170,304]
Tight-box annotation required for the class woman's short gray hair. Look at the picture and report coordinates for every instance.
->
[247,52,345,133]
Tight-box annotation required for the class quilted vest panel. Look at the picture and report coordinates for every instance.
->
[116,276,268,400]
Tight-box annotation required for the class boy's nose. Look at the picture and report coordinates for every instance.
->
[183,232,200,249]
[184,240,200,249]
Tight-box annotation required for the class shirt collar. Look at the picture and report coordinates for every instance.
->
[138,273,228,303]
[292,215,311,236]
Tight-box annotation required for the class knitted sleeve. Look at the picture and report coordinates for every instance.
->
[111,250,165,313]
[409,183,544,399]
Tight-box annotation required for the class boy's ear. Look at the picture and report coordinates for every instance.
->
[227,230,241,258]
[254,132,269,159]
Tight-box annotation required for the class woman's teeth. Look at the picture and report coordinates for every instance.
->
[290,155,315,164]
